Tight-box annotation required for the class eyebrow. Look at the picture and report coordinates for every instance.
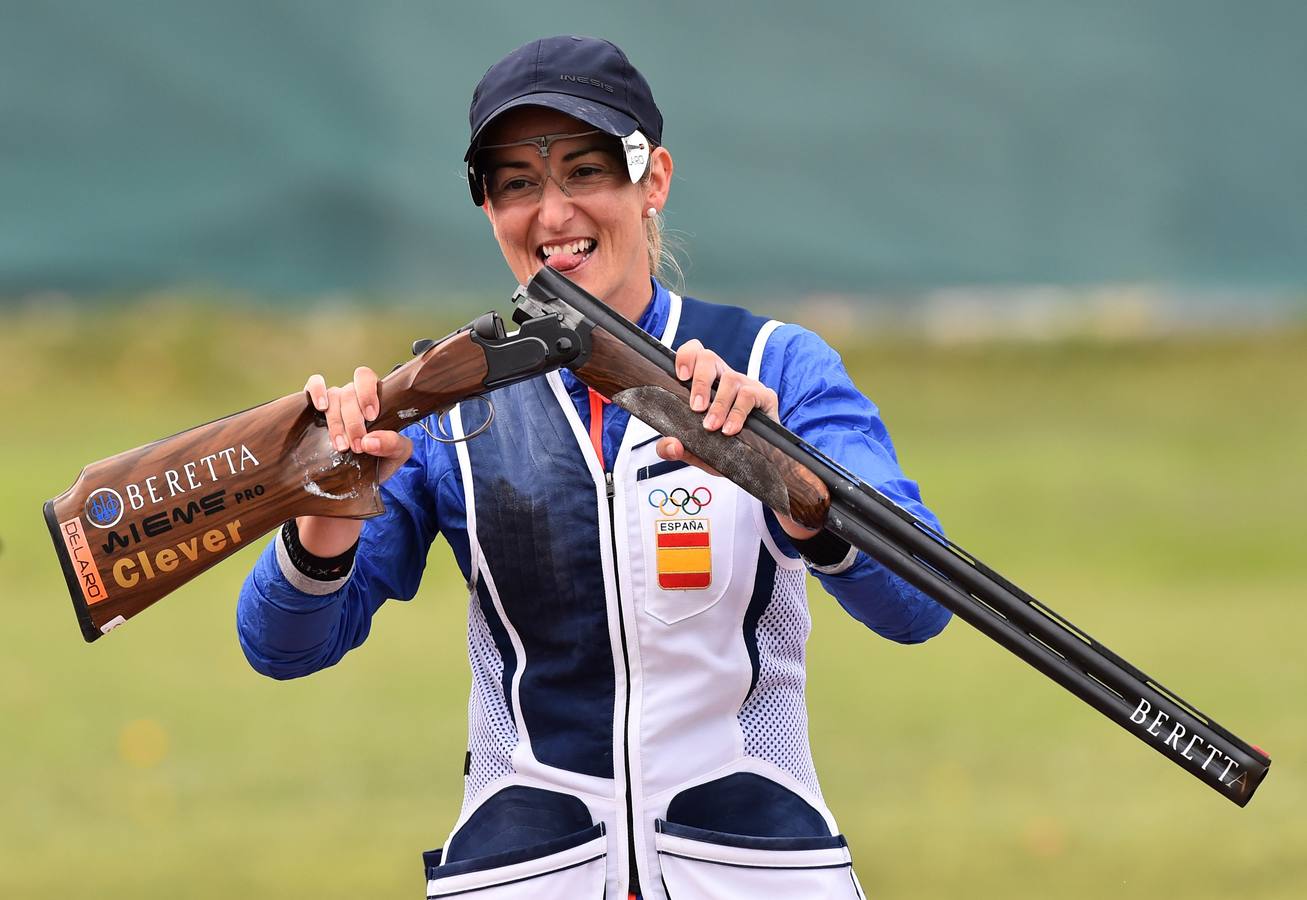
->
[561,144,611,161]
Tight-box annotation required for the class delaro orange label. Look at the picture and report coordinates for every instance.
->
[60,518,109,605]
[655,519,712,590]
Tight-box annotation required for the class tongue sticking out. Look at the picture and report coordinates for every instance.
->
[545,245,592,272]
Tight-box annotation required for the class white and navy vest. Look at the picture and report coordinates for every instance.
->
[425,293,864,900]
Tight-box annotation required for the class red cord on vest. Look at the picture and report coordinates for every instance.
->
[588,388,609,470]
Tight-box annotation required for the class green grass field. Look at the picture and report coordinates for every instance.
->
[2,301,1303,898]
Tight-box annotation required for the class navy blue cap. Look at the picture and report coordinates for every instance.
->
[465,35,663,205]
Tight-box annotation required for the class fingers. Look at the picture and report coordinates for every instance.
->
[304,374,328,412]
[363,430,414,485]
[673,340,701,382]
[656,436,683,461]
[320,381,367,454]
[655,437,721,478]
[323,384,348,452]
[721,382,779,436]
[705,371,777,436]
[309,367,407,482]
[704,369,743,433]
[353,366,379,423]
[675,340,778,435]
[720,378,755,435]
[685,342,722,415]
[338,383,368,454]
[360,429,412,460]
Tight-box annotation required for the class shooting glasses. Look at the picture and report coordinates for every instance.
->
[472,128,652,207]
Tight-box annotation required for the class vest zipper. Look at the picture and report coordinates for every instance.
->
[606,468,642,897]
[590,389,641,897]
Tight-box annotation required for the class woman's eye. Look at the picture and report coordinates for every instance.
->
[500,177,534,192]
[565,165,612,189]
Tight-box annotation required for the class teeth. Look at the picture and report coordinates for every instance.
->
[541,239,595,258]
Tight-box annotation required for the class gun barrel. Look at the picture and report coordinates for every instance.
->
[825,498,1269,806]
[523,266,1271,807]
[745,412,1272,805]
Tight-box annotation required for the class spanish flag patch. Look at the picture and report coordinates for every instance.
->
[655,519,711,590]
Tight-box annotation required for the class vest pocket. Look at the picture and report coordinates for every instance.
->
[655,820,863,899]
[633,458,737,625]
[424,823,607,898]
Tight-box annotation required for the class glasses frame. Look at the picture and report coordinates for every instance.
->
[471,127,653,206]
[475,128,606,159]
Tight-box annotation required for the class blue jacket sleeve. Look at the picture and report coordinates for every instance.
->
[236,425,460,679]
[758,324,952,644]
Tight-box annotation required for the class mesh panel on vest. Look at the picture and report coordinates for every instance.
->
[462,591,518,812]
[738,565,823,799]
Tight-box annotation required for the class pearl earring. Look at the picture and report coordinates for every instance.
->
[646,207,658,218]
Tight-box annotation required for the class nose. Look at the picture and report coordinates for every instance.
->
[535,176,575,230]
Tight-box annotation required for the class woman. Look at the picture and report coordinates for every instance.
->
[238,35,950,900]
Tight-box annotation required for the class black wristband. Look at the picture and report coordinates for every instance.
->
[281,519,358,581]
[789,528,853,568]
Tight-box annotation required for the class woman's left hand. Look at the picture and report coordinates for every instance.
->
[655,339,821,540]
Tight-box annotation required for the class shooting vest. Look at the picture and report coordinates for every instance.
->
[424,292,864,900]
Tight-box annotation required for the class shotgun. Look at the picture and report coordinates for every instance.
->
[44,309,585,642]
[44,272,1270,807]
[515,266,1271,807]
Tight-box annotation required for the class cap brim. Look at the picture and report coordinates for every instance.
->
[464,92,640,161]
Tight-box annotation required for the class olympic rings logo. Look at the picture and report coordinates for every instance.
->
[649,486,713,516]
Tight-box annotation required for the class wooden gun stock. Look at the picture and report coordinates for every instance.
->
[45,310,584,642]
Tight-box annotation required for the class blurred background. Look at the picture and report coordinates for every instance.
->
[2,1,1303,897]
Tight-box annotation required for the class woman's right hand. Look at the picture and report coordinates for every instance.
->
[296,367,414,557]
